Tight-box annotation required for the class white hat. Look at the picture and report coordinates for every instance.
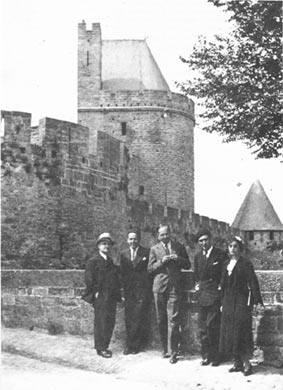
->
[96,232,114,246]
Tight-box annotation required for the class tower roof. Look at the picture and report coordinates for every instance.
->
[232,180,283,231]
[102,40,170,91]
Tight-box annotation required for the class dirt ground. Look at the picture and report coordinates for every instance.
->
[1,327,283,390]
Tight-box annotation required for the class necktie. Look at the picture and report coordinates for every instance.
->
[165,243,170,256]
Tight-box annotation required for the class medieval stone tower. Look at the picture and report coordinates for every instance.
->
[77,22,195,211]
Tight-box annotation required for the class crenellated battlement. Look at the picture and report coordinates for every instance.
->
[1,110,125,192]
[78,21,101,36]
[126,198,241,244]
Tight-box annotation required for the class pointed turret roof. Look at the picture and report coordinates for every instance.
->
[232,180,283,231]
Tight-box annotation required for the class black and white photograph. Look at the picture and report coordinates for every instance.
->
[1,1,283,389]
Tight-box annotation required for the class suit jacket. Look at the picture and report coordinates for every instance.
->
[148,240,191,294]
[82,254,122,304]
[220,256,263,307]
[194,246,228,306]
[120,245,151,300]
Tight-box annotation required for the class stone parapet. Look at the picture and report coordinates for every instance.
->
[1,269,283,365]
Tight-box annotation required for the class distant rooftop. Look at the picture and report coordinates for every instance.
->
[101,40,170,91]
[232,180,283,231]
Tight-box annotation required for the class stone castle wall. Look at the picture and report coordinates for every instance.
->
[1,109,239,270]
[1,110,129,269]
[245,231,283,251]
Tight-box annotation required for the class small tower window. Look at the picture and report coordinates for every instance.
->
[82,157,86,164]
[87,51,89,66]
[248,231,254,241]
[139,185,144,195]
[121,122,127,136]
[269,231,274,240]
[20,147,26,154]
[51,150,57,158]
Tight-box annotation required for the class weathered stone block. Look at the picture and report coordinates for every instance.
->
[15,296,42,307]
[257,332,283,347]
[64,320,82,335]
[59,298,79,307]
[2,295,16,305]
[256,315,279,334]
[18,288,28,296]
[74,287,85,297]
[44,306,65,321]
[261,346,283,364]
[80,319,93,335]
[48,287,74,297]
[31,287,49,296]
[64,307,81,319]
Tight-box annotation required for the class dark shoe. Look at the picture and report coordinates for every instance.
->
[162,351,170,358]
[243,364,253,376]
[229,363,243,372]
[200,358,211,366]
[97,350,112,358]
[211,360,220,367]
[123,348,131,355]
[131,350,138,355]
[169,353,178,364]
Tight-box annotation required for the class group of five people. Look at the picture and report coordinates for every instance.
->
[82,224,263,376]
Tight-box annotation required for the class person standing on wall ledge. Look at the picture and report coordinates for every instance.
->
[119,227,152,355]
[82,232,122,358]
[219,236,264,376]
[148,224,191,364]
[194,228,228,367]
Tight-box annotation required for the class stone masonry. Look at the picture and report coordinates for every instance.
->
[1,110,239,270]
[77,22,195,211]
[1,269,283,366]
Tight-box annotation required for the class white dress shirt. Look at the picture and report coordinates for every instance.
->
[227,259,237,276]
[130,246,139,261]
[203,246,213,258]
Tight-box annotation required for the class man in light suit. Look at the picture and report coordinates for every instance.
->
[148,224,191,364]
[120,227,152,355]
[194,228,228,366]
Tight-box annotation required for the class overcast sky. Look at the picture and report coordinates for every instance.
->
[1,0,282,224]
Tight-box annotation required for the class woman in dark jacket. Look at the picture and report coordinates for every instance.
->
[219,236,263,376]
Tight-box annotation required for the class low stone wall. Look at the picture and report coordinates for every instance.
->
[1,269,283,365]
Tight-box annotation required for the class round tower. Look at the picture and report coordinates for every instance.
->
[78,22,195,212]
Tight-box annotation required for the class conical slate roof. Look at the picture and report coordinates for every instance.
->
[102,40,170,91]
[232,180,283,231]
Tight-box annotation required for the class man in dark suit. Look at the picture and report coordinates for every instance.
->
[82,232,121,358]
[148,224,191,364]
[194,228,228,366]
[120,227,152,355]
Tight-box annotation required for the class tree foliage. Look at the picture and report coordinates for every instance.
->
[178,0,282,158]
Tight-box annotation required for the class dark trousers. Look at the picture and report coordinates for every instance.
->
[124,293,151,351]
[154,289,181,355]
[94,298,117,351]
[199,303,221,360]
